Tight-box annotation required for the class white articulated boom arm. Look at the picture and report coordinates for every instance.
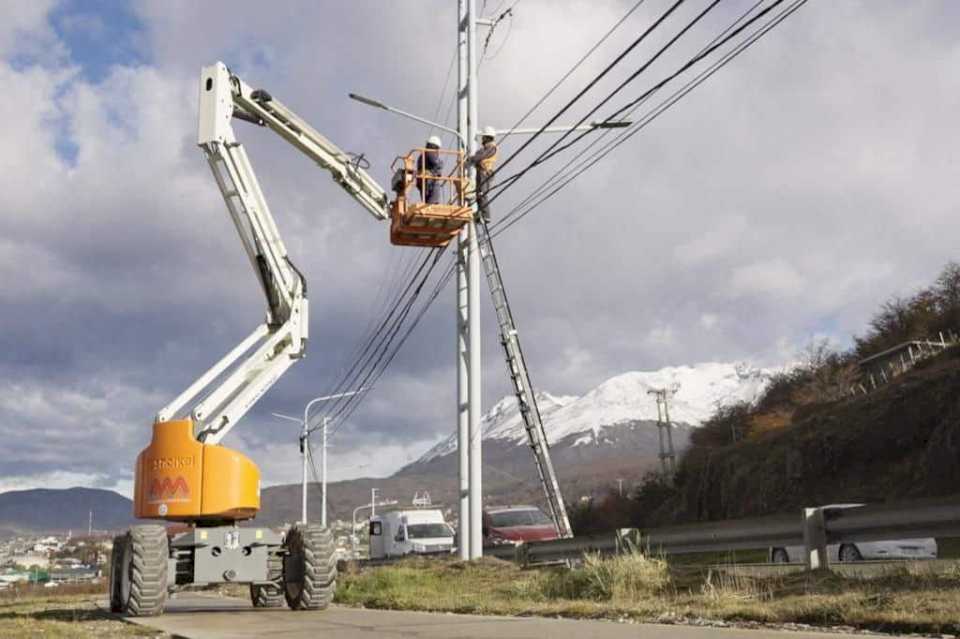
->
[157,61,389,445]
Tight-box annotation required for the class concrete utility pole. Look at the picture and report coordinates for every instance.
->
[648,388,678,478]
[457,0,483,561]
[456,0,470,559]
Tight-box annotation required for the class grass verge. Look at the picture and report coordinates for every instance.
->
[334,554,960,635]
[0,585,166,638]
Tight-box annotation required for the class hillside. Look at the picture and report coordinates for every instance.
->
[0,487,135,536]
[572,263,960,533]
[417,363,772,463]
[666,348,960,524]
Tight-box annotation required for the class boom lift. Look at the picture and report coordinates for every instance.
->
[110,60,573,618]
[109,62,388,617]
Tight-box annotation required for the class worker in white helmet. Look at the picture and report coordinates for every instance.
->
[417,135,444,204]
[467,126,498,222]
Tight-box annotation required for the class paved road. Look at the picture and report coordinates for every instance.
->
[127,594,863,639]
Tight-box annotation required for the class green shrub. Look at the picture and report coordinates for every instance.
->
[537,552,670,602]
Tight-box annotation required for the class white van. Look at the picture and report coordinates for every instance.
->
[368,509,455,559]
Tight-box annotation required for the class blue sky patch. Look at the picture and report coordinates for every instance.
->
[49,0,149,83]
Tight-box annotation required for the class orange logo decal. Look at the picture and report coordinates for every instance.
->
[149,476,190,503]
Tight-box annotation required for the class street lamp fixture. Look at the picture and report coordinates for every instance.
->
[273,387,366,528]
[349,91,630,146]
[349,92,466,149]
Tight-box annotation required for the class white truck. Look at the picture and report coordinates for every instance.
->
[368,509,454,559]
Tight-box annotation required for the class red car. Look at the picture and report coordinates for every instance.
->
[482,505,558,546]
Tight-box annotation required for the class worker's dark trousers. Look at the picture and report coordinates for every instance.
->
[419,174,442,204]
[477,176,491,221]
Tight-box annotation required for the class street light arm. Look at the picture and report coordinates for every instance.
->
[349,93,467,150]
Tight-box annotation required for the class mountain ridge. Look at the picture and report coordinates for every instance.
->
[0,361,775,530]
[415,361,773,466]
[0,487,136,536]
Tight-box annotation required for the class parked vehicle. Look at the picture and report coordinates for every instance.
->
[483,505,558,546]
[368,509,455,559]
[770,504,938,563]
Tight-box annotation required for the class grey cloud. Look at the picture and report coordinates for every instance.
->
[2,1,959,492]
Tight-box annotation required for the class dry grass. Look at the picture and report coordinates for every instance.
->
[0,590,166,638]
[335,554,960,635]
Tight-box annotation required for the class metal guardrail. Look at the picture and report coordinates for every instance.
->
[517,496,960,570]
[339,496,960,572]
[825,499,960,544]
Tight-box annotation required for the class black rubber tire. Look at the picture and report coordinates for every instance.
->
[250,550,284,608]
[771,548,790,564]
[109,534,126,613]
[283,524,337,611]
[839,544,863,562]
[119,525,169,617]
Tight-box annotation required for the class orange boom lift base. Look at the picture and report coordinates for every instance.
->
[133,419,260,522]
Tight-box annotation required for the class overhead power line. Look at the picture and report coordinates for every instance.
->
[323,247,447,428]
[490,0,810,238]
[309,248,441,434]
[487,0,724,202]
[514,0,789,171]
[314,245,450,437]
[489,0,689,185]
[490,0,766,229]
[326,251,458,438]
[371,0,809,344]
[495,0,648,150]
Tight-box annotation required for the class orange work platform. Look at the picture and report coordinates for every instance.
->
[389,147,473,247]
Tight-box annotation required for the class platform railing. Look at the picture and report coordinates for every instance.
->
[391,147,467,209]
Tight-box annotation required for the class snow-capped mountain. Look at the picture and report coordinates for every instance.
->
[416,361,772,464]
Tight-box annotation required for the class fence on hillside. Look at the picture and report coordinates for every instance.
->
[851,332,957,396]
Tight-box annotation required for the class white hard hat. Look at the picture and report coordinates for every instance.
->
[481,126,496,139]
[427,135,442,147]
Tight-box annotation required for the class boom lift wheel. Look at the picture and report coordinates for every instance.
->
[114,525,169,617]
[250,549,284,608]
[283,524,337,610]
[108,534,126,613]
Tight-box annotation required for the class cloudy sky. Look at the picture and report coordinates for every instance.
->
[1,0,957,496]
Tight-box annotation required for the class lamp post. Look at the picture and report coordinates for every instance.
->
[272,387,365,527]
